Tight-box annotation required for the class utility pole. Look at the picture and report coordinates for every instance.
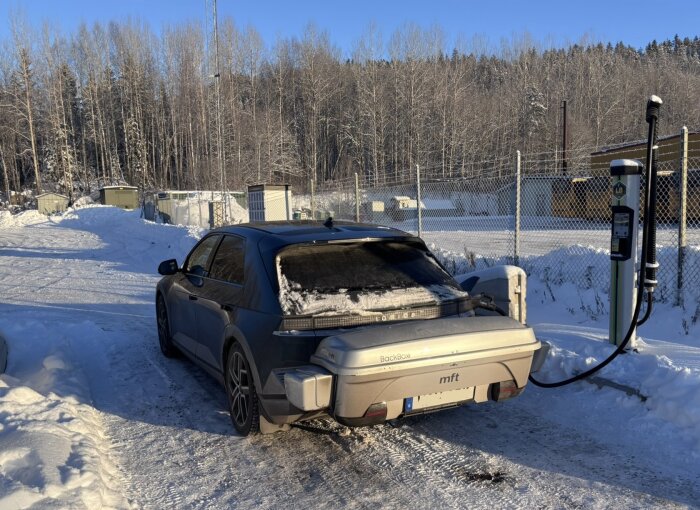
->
[561,100,568,174]
[212,0,225,214]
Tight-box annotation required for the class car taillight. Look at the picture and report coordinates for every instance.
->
[489,380,524,402]
[363,402,387,420]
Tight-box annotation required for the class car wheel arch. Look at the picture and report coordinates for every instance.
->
[221,327,262,395]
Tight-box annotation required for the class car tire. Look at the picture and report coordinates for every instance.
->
[156,294,179,358]
[225,343,260,436]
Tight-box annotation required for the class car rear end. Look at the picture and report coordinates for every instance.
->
[272,236,540,426]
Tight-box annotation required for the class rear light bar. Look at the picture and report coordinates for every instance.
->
[280,298,472,331]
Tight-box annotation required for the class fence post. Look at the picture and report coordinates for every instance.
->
[677,126,689,307]
[514,150,522,266]
[354,172,360,222]
[416,164,422,238]
[310,178,315,220]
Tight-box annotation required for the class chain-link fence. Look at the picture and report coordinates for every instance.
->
[306,128,700,306]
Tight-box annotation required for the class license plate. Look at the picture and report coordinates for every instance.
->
[404,387,475,413]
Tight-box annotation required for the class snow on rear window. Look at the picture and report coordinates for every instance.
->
[276,241,468,316]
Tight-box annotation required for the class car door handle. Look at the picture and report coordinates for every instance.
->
[189,295,198,301]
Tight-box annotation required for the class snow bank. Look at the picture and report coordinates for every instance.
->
[532,322,700,454]
[56,205,205,266]
[0,209,48,228]
[0,319,129,509]
[72,196,95,208]
[228,198,249,223]
[524,276,700,456]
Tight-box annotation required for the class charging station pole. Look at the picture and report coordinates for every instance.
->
[609,159,643,348]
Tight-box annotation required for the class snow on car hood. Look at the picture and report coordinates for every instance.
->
[278,273,469,316]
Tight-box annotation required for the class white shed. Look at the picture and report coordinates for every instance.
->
[248,184,291,222]
[37,193,69,215]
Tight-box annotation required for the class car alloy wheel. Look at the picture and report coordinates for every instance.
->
[226,345,259,435]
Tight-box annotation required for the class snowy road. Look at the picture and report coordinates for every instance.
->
[1,208,698,509]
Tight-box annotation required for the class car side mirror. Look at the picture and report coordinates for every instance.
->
[158,259,179,275]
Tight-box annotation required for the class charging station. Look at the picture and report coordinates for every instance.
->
[529,95,662,389]
[609,159,643,348]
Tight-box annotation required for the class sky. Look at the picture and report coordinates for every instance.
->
[0,0,698,56]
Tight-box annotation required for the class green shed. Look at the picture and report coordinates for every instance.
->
[37,192,69,215]
[99,186,139,210]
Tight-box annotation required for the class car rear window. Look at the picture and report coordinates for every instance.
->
[277,241,467,316]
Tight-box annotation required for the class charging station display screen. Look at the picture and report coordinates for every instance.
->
[611,206,634,261]
[613,213,630,238]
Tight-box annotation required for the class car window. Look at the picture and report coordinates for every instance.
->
[276,240,468,316]
[279,241,457,292]
[185,235,221,276]
[209,235,246,284]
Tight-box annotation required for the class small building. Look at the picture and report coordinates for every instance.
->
[590,130,700,175]
[422,198,459,217]
[388,196,420,221]
[496,177,557,216]
[155,191,192,223]
[9,191,28,206]
[551,176,614,222]
[452,192,498,216]
[99,186,139,210]
[36,193,69,215]
[588,130,700,222]
[361,201,386,222]
[248,184,291,222]
[292,209,310,220]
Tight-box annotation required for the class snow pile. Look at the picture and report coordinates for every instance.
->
[57,205,205,266]
[228,198,249,223]
[0,209,47,228]
[525,277,700,455]
[428,242,513,274]
[533,327,700,454]
[0,378,127,509]
[0,319,129,509]
[72,196,95,208]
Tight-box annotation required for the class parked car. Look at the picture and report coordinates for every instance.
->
[156,221,541,436]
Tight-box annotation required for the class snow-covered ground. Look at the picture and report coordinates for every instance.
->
[1,206,699,509]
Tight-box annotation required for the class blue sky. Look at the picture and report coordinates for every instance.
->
[0,0,697,55]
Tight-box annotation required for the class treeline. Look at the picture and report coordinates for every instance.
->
[1,18,699,199]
